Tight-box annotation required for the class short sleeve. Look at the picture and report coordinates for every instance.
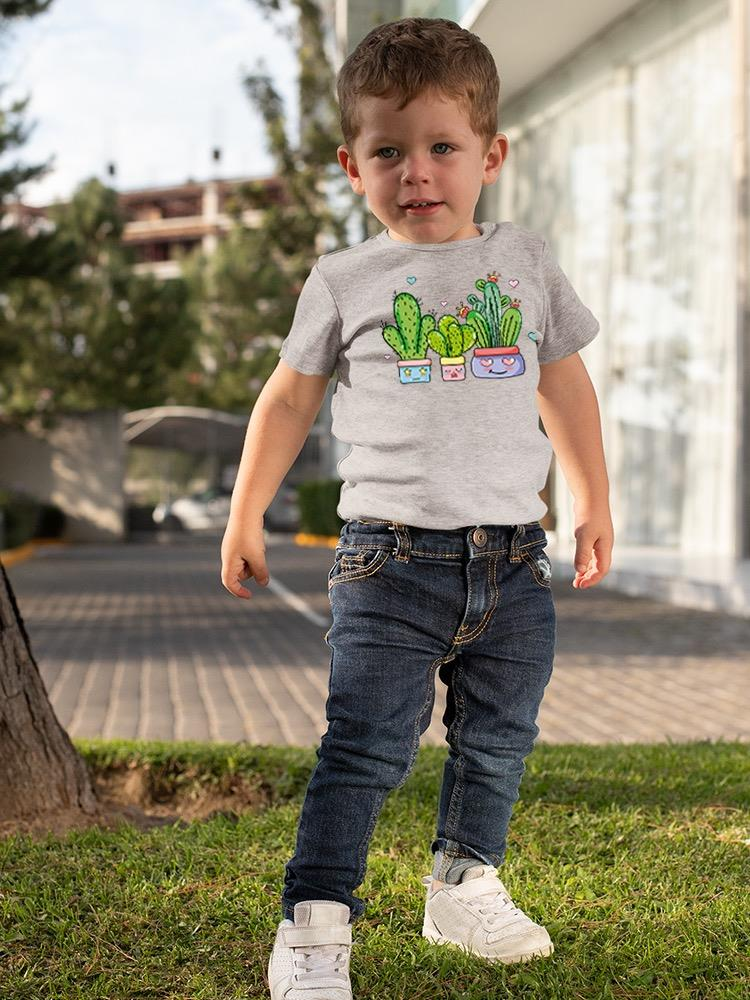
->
[537,240,600,364]
[278,263,341,376]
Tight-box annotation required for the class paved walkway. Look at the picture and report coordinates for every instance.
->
[6,534,750,746]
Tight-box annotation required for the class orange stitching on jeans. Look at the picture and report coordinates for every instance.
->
[450,553,500,644]
[336,541,543,559]
[328,549,391,589]
[401,655,446,787]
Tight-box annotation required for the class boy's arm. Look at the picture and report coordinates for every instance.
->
[536,353,614,589]
[220,361,332,598]
[264,359,333,421]
[227,360,331,524]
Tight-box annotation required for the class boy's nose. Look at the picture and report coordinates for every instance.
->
[401,158,432,182]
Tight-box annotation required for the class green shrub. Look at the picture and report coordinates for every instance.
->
[0,489,66,548]
[295,478,344,536]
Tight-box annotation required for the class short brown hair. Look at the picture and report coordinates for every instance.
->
[337,17,500,155]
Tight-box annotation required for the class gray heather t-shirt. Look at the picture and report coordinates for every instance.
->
[278,219,600,529]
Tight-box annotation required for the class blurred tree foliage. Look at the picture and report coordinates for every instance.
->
[179,0,364,412]
[1,178,199,429]
[0,0,364,427]
[0,2,79,323]
[0,1,197,430]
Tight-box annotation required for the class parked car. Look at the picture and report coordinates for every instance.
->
[152,484,299,533]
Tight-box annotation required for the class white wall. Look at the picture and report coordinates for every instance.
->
[0,410,126,542]
[490,0,736,560]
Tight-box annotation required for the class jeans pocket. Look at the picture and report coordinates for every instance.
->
[520,545,553,588]
[328,545,391,590]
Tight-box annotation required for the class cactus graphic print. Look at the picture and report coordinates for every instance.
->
[278,220,600,529]
[383,277,528,385]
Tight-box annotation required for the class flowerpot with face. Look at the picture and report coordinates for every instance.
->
[471,345,525,379]
[439,356,466,381]
[398,358,432,384]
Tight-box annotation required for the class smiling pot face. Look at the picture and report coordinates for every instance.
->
[336,88,508,245]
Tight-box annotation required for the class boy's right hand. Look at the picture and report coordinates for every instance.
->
[220,516,270,599]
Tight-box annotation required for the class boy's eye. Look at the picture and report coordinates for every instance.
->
[375,143,454,159]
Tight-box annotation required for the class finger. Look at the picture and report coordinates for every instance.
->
[574,552,593,575]
[220,570,252,598]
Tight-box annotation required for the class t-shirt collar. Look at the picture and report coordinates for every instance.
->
[375,220,497,250]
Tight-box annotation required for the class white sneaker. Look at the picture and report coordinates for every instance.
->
[421,864,554,964]
[268,900,353,1000]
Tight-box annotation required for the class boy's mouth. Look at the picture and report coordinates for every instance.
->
[400,200,444,215]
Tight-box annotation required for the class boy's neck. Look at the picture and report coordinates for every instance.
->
[385,221,482,244]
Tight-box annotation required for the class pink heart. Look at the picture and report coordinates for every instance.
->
[508,279,519,288]
[441,300,448,306]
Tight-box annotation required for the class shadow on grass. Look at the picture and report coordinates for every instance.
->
[75,737,749,819]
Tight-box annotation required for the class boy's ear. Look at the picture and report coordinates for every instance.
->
[337,144,366,196]
[482,132,509,185]
[490,132,509,163]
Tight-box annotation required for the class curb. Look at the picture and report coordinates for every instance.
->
[1,538,70,567]
[293,532,339,549]
[1,534,336,565]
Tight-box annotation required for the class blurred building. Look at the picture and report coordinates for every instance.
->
[7,173,283,280]
[3,171,334,538]
[331,0,749,614]
[119,176,281,280]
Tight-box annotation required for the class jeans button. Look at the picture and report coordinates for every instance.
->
[472,527,487,546]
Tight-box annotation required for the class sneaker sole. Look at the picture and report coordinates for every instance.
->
[422,925,554,965]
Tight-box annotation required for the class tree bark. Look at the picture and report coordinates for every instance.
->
[0,558,98,823]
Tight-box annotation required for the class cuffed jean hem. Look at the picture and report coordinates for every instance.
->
[430,838,502,881]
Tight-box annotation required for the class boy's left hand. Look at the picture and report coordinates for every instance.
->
[571,505,614,589]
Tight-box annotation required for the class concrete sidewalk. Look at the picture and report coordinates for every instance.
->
[6,534,749,746]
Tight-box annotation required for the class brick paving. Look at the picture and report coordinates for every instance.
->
[6,535,750,746]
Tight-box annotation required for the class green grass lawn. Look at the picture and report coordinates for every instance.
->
[1,739,748,999]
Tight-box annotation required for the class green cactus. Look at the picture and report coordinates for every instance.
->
[500,300,522,345]
[428,314,476,358]
[464,309,491,348]
[467,277,522,347]
[382,291,436,360]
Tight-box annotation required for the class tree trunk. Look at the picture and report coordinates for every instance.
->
[0,558,98,823]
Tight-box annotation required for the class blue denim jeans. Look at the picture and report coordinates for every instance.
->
[281,518,556,924]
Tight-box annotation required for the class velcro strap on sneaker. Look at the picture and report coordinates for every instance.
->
[280,925,352,948]
[453,878,511,905]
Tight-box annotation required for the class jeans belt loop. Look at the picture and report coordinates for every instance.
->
[510,523,525,563]
[390,522,411,562]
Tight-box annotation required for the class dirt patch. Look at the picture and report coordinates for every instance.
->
[0,763,276,841]
[94,764,273,820]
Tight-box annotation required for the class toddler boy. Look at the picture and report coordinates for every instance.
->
[220,15,613,1000]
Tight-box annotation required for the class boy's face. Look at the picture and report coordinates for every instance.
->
[337,89,508,243]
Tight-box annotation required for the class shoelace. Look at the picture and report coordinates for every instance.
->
[293,943,347,981]
[465,885,526,928]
